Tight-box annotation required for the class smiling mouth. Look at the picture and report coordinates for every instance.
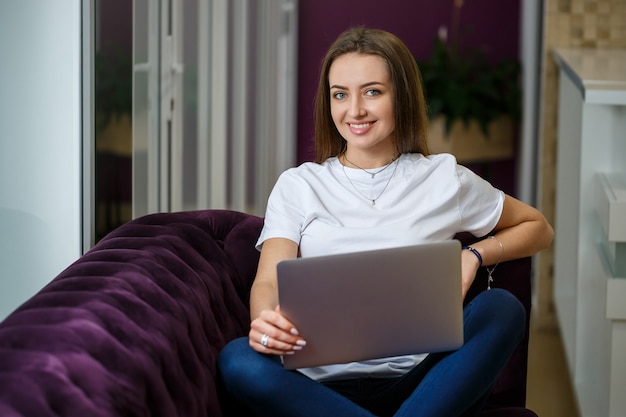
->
[348,122,372,129]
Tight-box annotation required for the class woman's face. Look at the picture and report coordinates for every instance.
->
[328,53,396,158]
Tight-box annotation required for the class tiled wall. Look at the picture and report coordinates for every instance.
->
[535,0,626,328]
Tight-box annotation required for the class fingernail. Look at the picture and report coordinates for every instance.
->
[296,340,307,346]
[290,328,299,336]
[293,345,303,351]
[285,351,295,355]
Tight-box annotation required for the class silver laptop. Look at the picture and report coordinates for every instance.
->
[277,240,464,370]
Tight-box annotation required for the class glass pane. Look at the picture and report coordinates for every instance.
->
[132,70,149,217]
[132,0,159,218]
[181,0,199,210]
[95,0,133,241]
[134,0,149,64]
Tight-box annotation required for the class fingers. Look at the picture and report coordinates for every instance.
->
[249,308,307,355]
[249,328,307,355]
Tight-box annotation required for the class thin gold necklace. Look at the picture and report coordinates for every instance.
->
[343,154,398,178]
[341,156,401,206]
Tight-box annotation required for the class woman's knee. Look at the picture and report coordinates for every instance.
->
[466,288,526,342]
[476,287,524,314]
[491,288,525,328]
[218,337,282,395]
[217,337,265,386]
[218,337,258,382]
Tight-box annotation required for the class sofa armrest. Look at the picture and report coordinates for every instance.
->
[456,232,532,409]
[0,210,263,417]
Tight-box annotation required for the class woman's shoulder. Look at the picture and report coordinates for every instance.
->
[403,152,458,165]
[400,152,460,173]
[397,153,470,186]
[274,160,332,187]
[280,160,329,178]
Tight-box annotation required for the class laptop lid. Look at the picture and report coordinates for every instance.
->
[277,240,464,370]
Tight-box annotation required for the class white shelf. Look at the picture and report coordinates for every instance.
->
[597,173,626,242]
[606,278,626,320]
[597,174,626,278]
[553,48,626,105]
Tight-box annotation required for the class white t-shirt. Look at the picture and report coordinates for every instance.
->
[256,153,504,382]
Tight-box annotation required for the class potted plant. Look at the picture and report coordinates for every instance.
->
[417,2,521,163]
[95,48,133,155]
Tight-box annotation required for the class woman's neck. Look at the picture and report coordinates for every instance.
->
[341,151,399,169]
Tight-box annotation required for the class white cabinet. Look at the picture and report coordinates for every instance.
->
[553,48,626,417]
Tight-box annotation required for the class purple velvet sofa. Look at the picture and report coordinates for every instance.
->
[0,209,537,416]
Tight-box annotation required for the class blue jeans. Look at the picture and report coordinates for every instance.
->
[218,288,525,417]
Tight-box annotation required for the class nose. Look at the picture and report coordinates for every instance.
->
[348,96,366,118]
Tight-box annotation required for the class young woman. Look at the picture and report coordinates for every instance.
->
[218,27,553,417]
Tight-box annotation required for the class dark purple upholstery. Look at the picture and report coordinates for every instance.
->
[0,210,536,417]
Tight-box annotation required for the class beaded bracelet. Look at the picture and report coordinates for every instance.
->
[462,246,483,268]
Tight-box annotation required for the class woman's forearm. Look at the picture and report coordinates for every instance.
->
[469,219,553,267]
[466,195,554,267]
[249,279,279,320]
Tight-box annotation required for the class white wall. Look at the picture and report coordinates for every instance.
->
[0,1,83,320]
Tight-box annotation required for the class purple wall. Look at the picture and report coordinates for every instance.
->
[296,0,521,194]
[97,0,132,55]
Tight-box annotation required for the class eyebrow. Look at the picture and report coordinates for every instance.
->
[330,81,385,90]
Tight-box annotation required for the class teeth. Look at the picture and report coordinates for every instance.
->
[350,123,370,129]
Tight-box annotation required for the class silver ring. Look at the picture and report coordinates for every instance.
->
[260,334,270,347]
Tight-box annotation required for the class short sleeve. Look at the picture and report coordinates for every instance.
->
[455,165,504,237]
[256,169,307,251]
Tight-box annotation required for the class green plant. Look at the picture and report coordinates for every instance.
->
[418,37,521,136]
[95,48,132,131]
[417,3,521,136]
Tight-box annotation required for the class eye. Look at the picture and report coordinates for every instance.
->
[365,89,381,97]
[332,91,347,100]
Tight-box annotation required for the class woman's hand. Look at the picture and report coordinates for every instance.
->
[461,248,481,300]
[248,238,304,355]
[249,305,307,355]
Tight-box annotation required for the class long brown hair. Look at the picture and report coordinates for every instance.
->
[314,27,430,163]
